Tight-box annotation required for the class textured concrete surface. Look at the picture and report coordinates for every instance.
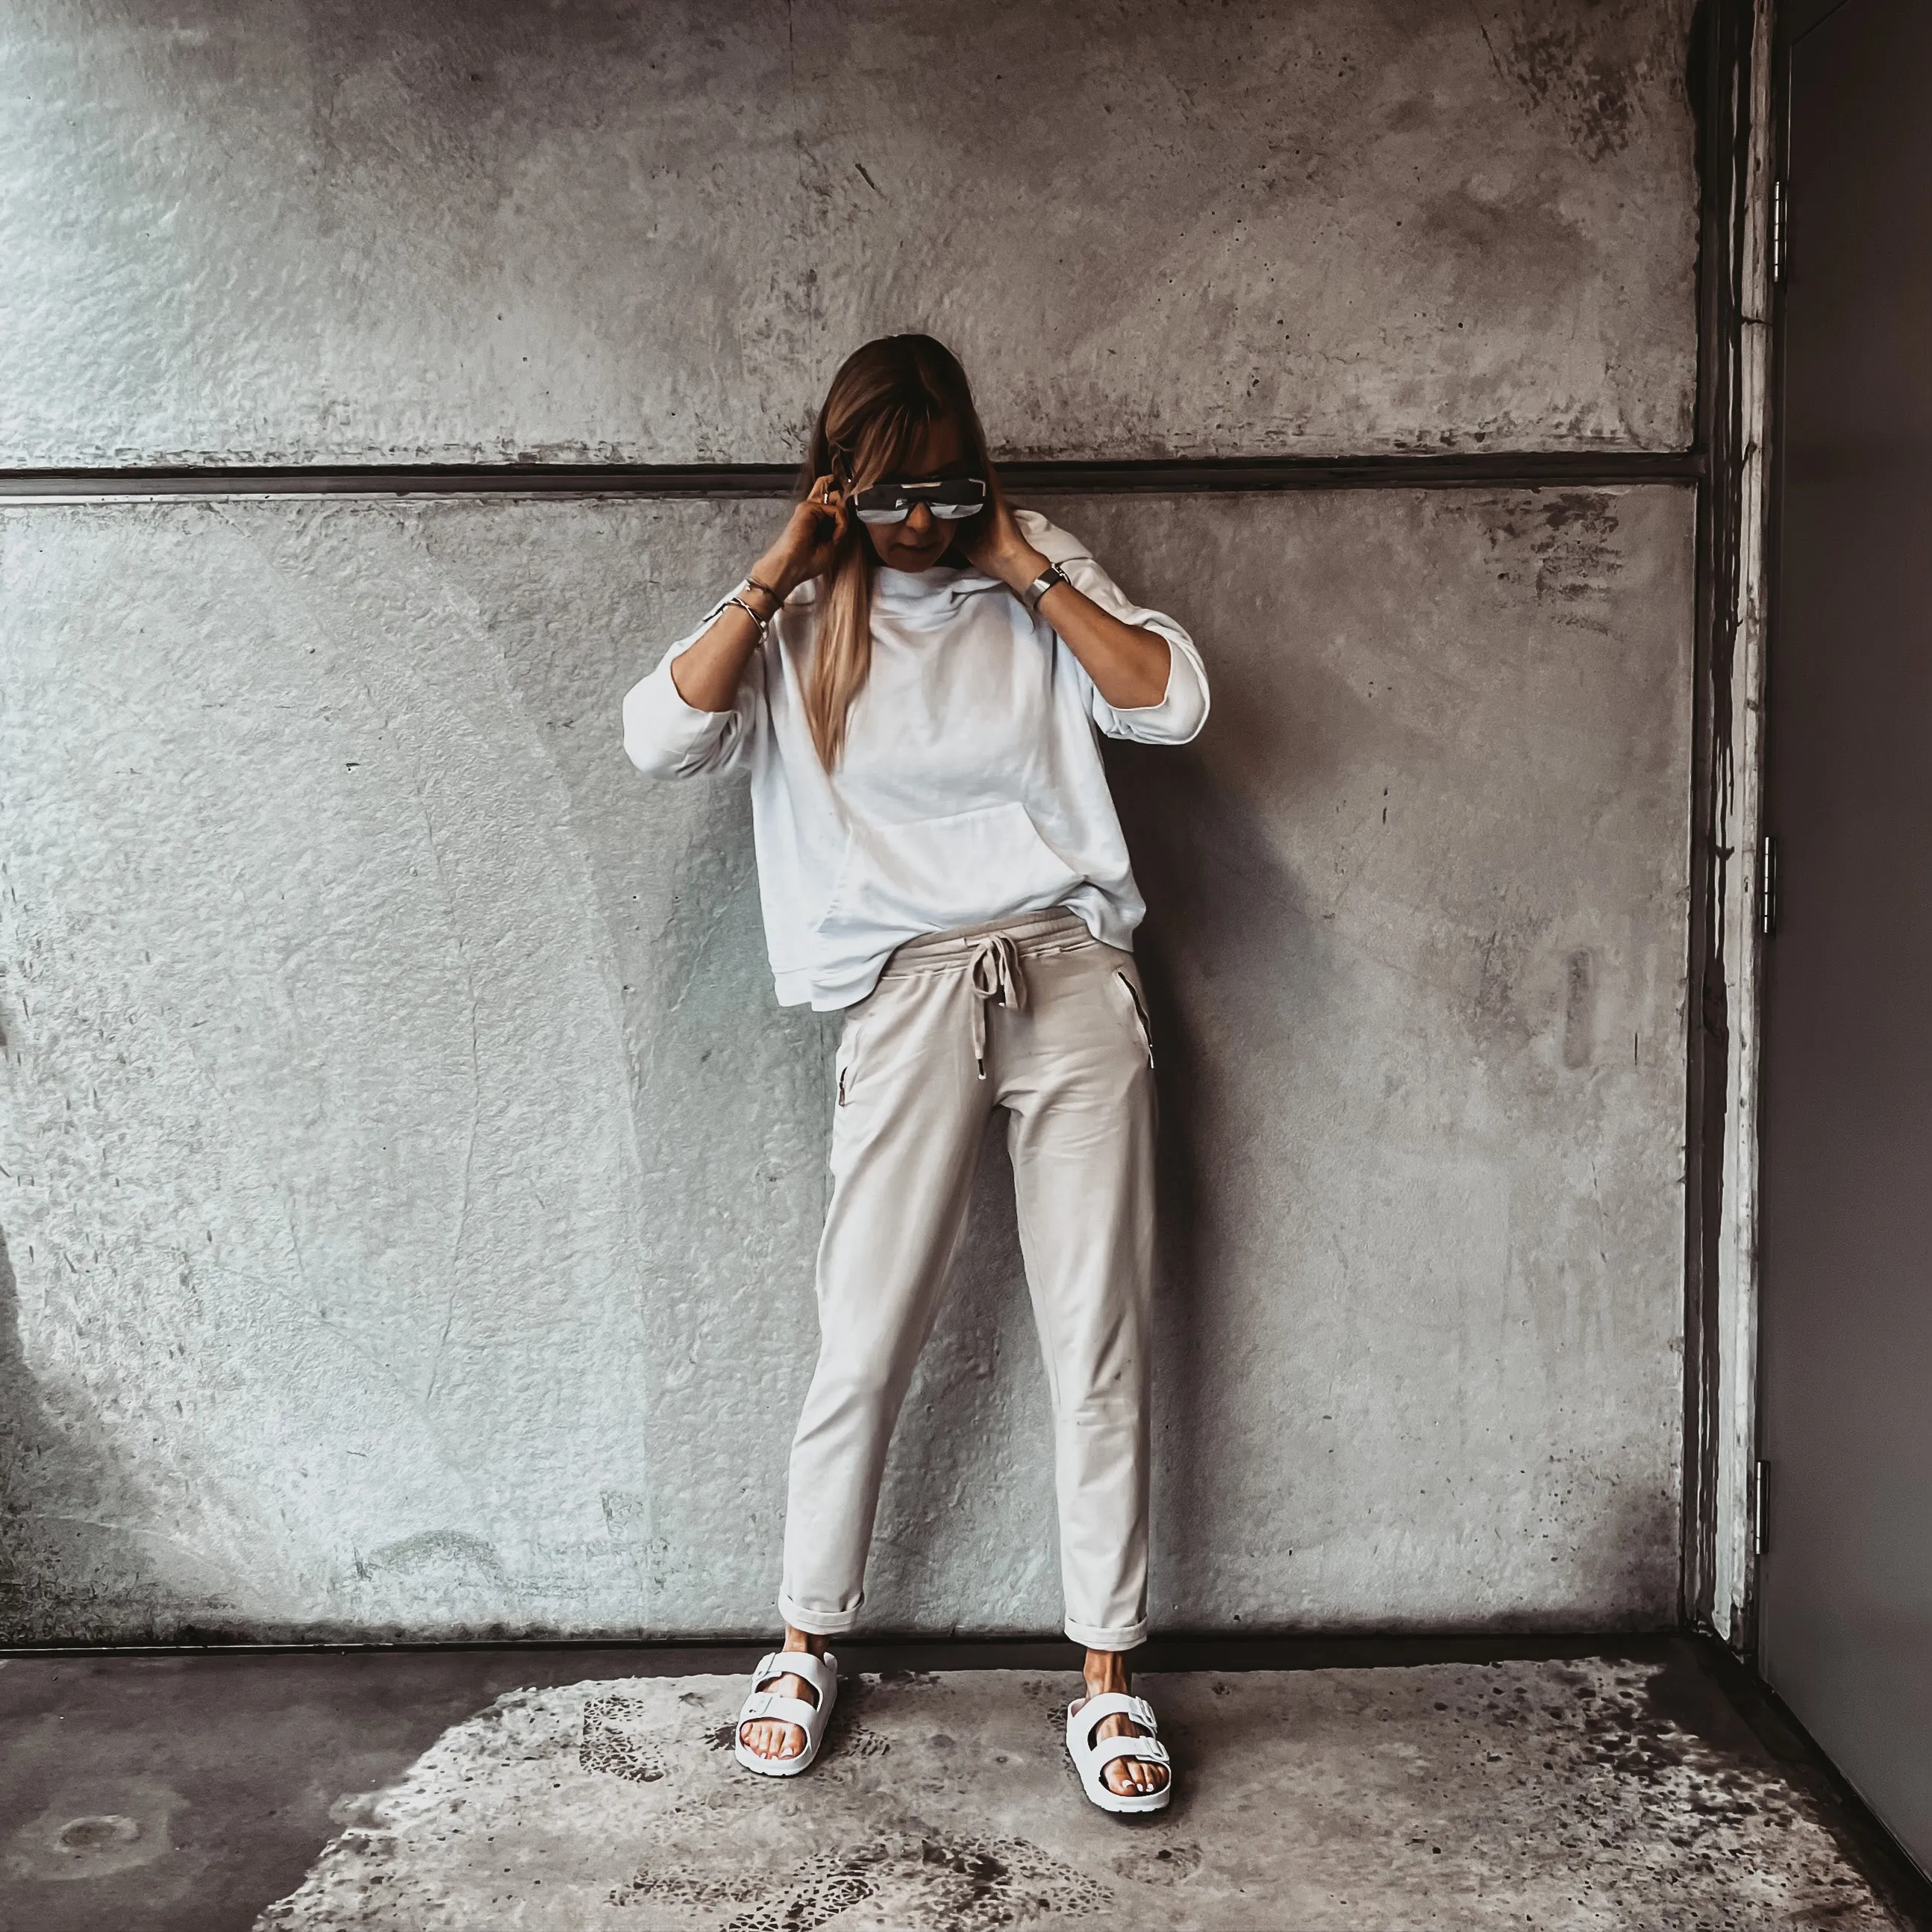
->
[0,1644,754,1932]
[0,1,1697,466]
[0,489,1690,1642]
[6,1640,1927,1932]
[238,1661,1911,1931]
[1070,487,1695,1634]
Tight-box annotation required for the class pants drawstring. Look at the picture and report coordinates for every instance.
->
[966,932,1028,1079]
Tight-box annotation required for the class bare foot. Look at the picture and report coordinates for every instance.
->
[739,1627,827,1763]
[1079,1648,1169,1798]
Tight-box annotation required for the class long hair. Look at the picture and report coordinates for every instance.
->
[796,334,994,771]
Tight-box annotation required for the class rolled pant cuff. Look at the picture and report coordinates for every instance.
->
[778,1591,861,1638]
[1064,1615,1148,1651]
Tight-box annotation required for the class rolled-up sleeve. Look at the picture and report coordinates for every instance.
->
[621,596,763,779]
[1060,553,1210,745]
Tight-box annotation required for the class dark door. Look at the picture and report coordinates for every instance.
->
[1758,0,1932,1878]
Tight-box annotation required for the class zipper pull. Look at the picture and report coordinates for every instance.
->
[1117,971,1155,1068]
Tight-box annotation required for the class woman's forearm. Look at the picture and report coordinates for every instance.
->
[668,553,799,713]
[987,541,1171,710]
[669,599,765,713]
[668,478,845,714]
[1031,575,1172,710]
[963,487,1172,710]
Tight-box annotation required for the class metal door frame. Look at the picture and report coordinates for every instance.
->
[1681,0,1780,1651]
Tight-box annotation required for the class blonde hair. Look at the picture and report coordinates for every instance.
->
[798,335,994,771]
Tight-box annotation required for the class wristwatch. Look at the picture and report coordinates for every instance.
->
[1020,561,1069,614]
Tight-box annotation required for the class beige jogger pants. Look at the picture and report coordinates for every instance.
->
[778,905,1158,1651]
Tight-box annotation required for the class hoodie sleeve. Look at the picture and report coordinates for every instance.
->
[620,589,765,780]
[1013,509,1210,746]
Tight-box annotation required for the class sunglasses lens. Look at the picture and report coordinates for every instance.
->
[851,478,986,525]
[930,480,987,519]
[851,487,910,523]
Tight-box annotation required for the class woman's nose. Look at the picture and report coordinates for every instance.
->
[904,502,936,539]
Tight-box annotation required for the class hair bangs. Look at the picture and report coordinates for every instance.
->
[842,398,940,489]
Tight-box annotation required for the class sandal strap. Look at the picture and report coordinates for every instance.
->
[738,1689,824,1731]
[749,1650,837,1701]
[782,1648,838,1695]
[792,1645,838,1692]
[1069,1690,1159,1744]
[1083,1733,1171,1773]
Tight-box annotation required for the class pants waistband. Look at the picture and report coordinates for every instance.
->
[878,904,1094,979]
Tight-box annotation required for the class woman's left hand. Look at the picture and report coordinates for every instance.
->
[962,471,1050,594]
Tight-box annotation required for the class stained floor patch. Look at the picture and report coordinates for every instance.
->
[253,1662,1912,1930]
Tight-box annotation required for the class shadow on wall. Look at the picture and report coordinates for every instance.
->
[0,1223,187,1643]
[1104,729,1321,1605]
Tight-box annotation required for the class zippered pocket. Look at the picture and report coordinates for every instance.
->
[834,1022,860,1107]
[1114,969,1155,1069]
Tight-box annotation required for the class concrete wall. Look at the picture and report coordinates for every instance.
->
[1,488,1689,1639]
[0,1,1700,1641]
[1,1,1696,464]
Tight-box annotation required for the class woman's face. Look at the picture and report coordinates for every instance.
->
[858,416,975,572]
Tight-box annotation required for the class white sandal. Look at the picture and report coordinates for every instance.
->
[1066,1690,1173,1815]
[732,1648,839,1778]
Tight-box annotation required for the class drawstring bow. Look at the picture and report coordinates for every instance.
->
[966,933,1028,1079]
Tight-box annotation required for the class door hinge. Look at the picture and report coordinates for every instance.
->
[1759,833,1779,939]
[1754,1460,1769,1558]
[1772,178,1789,284]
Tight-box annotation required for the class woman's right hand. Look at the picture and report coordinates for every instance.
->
[755,475,847,599]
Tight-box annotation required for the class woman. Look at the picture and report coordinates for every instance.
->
[622,334,1208,1816]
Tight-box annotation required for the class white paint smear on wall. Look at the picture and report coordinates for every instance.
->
[1,504,654,1631]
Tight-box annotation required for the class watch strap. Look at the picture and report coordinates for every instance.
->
[1022,562,1069,613]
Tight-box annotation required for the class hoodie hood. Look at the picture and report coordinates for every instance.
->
[869,507,1090,613]
[1012,507,1092,571]
[798,507,1091,617]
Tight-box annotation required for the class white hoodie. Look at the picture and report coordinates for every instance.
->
[621,507,1210,1010]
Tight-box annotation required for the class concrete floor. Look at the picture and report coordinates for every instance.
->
[0,1638,1925,1931]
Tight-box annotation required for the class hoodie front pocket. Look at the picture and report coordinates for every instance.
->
[812,800,1084,947]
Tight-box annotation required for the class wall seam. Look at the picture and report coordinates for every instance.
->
[0,453,1703,504]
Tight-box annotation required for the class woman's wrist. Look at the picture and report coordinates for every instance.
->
[750,554,798,603]
[992,541,1051,595]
